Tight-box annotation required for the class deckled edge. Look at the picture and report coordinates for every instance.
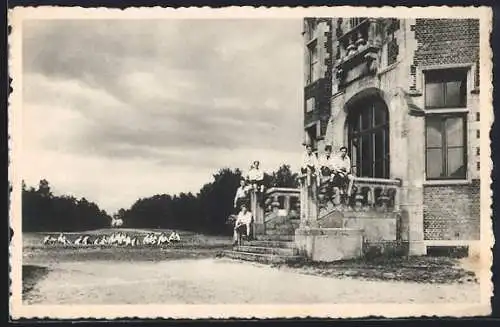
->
[7,5,494,320]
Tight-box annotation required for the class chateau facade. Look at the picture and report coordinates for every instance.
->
[302,18,481,255]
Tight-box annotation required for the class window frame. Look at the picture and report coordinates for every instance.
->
[347,97,390,179]
[424,113,468,180]
[424,68,468,109]
[307,41,319,85]
[306,97,315,113]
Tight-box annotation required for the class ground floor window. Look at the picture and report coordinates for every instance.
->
[425,114,467,179]
[348,97,390,178]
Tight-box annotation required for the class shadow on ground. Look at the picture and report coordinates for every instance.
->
[22,265,50,299]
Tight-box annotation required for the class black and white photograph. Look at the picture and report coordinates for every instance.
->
[8,6,493,319]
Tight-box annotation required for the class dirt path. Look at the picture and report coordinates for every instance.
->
[24,258,479,305]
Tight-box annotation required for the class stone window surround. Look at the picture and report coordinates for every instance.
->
[420,63,475,186]
[306,39,319,85]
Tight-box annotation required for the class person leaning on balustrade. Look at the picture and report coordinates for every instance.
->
[233,178,249,211]
[331,146,354,196]
[300,144,320,187]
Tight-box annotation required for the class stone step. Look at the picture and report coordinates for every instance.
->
[257,234,295,241]
[234,245,298,256]
[264,229,296,236]
[221,250,302,264]
[246,240,296,249]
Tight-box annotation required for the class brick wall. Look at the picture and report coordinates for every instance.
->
[414,18,479,66]
[423,180,480,240]
[410,19,479,90]
[413,19,481,242]
[303,18,334,141]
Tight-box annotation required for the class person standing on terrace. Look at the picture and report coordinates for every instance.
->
[246,160,265,193]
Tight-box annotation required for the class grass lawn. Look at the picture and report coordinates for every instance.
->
[275,255,478,284]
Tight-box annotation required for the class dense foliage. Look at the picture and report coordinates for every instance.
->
[22,165,299,235]
[22,180,112,232]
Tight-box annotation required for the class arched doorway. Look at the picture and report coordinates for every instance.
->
[347,96,390,178]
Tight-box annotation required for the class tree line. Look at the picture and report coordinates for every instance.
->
[22,165,299,234]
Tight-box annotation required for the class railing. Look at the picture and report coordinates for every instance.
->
[262,187,301,234]
[263,187,300,220]
[317,176,401,213]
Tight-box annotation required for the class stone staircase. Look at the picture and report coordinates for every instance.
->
[221,235,303,264]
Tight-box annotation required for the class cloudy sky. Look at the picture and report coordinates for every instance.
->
[21,19,304,213]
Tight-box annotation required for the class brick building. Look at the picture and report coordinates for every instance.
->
[303,18,481,255]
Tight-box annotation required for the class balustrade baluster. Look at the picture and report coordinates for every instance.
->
[392,187,400,212]
[378,186,390,211]
[354,187,364,211]
[367,186,375,208]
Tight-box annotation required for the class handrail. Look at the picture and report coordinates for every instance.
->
[265,187,300,195]
[353,177,402,186]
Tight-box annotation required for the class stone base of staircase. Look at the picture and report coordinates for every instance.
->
[221,235,303,264]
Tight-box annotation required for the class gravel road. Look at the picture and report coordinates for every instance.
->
[24,258,479,305]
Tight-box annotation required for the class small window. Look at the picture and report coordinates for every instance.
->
[349,17,367,29]
[387,37,399,66]
[306,98,315,113]
[425,69,467,109]
[307,42,319,84]
[306,125,318,150]
[425,115,467,179]
[476,112,480,121]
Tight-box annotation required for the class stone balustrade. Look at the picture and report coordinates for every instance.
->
[263,187,300,216]
[248,187,300,236]
[318,176,402,213]
[298,173,402,227]
[263,188,301,233]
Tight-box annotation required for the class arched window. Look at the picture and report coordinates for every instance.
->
[347,97,390,178]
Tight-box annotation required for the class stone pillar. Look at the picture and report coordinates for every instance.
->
[299,177,319,228]
[284,195,291,213]
[300,179,308,223]
[250,190,265,235]
[406,115,426,255]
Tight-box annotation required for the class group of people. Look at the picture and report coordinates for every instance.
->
[232,160,266,210]
[301,144,354,197]
[229,147,353,245]
[230,160,265,245]
[42,231,181,247]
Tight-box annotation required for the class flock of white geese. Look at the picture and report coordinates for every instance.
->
[42,231,182,247]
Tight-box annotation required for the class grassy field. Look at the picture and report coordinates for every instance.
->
[23,229,233,264]
[24,228,233,248]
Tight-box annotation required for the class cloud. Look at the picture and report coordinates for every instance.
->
[21,18,304,213]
